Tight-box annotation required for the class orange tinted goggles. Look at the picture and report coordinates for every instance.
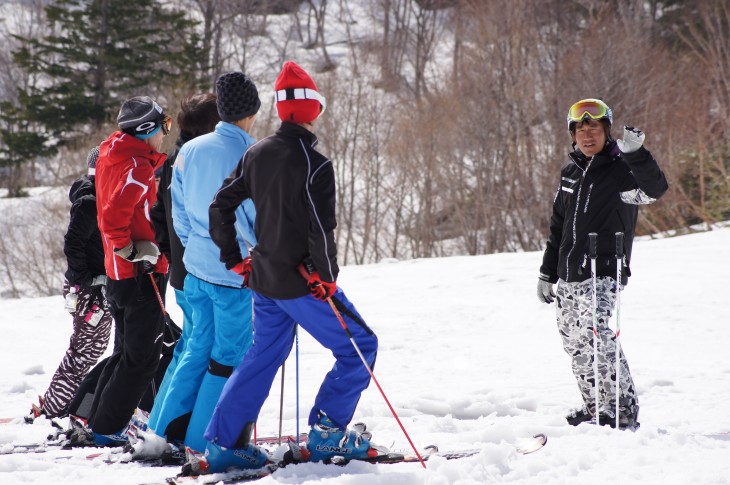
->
[161,115,172,135]
[567,100,609,124]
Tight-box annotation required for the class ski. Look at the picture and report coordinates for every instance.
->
[140,465,278,485]
[0,442,63,455]
[1,432,308,461]
[397,433,547,461]
[90,433,309,466]
[516,433,548,454]
[143,434,547,485]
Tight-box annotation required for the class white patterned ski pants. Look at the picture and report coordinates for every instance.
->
[555,277,638,416]
[42,281,113,418]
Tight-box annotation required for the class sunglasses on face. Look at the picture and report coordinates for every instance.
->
[161,115,172,135]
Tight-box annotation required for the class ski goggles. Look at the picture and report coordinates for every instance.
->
[566,99,612,128]
[161,114,172,136]
[275,88,327,115]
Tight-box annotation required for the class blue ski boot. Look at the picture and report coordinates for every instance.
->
[203,442,269,473]
[93,428,129,446]
[307,413,375,462]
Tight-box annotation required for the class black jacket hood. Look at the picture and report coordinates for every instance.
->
[68,175,96,204]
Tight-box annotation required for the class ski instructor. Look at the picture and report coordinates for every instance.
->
[202,61,379,472]
[536,98,668,430]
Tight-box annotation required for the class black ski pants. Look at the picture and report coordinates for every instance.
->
[88,273,165,434]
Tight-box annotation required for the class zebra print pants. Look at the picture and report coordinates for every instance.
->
[41,281,113,418]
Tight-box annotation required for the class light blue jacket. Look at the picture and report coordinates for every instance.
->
[172,122,257,287]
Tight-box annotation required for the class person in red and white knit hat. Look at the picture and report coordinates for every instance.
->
[195,61,379,473]
[273,60,327,125]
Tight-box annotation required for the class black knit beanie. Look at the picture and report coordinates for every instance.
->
[215,72,261,122]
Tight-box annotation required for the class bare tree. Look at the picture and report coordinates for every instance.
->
[298,0,334,71]
[0,188,66,298]
[672,0,730,224]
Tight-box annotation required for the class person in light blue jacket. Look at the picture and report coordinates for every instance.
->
[150,72,260,452]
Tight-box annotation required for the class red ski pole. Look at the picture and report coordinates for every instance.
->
[297,264,426,469]
[149,274,167,316]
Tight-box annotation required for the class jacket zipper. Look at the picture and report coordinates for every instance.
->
[565,156,592,279]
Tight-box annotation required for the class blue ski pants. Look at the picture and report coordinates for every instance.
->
[204,289,378,448]
[150,275,253,444]
[148,288,193,432]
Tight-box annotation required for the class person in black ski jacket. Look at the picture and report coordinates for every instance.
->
[537,98,668,430]
[29,147,113,421]
[199,62,378,473]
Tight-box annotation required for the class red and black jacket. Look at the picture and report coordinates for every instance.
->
[96,131,168,280]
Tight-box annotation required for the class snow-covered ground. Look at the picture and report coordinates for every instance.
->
[1,227,729,484]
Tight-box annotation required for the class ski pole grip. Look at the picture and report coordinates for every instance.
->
[588,232,598,259]
[615,232,624,258]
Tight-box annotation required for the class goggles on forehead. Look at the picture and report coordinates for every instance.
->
[275,87,327,114]
[161,115,172,136]
[566,99,612,129]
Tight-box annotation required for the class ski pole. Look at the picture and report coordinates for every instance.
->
[297,264,427,469]
[149,273,167,316]
[588,232,600,426]
[295,325,300,441]
[614,232,624,430]
[278,362,286,445]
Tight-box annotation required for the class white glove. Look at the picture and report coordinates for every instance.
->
[64,286,78,313]
[114,240,160,264]
[616,126,645,153]
[90,275,107,287]
[537,279,556,304]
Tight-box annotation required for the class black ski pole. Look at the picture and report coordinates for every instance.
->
[614,232,624,430]
[588,232,600,426]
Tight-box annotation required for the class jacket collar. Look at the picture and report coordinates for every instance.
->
[569,140,620,172]
[276,121,319,148]
[214,121,256,147]
[103,131,166,169]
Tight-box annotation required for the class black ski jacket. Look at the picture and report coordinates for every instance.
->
[539,141,668,285]
[64,176,105,287]
[151,137,188,291]
[209,122,338,299]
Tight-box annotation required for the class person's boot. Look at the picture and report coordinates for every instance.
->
[202,442,269,473]
[307,412,377,462]
[565,405,593,426]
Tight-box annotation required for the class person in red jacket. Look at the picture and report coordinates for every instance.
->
[71,96,171,447]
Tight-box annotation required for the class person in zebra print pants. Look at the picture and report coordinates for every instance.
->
[31,147,114,420]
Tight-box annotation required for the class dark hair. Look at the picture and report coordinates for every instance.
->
[177,93,220,140]
[569,118,612,141]
[599,118,612,141]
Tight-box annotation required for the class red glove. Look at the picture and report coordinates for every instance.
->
[306,271,337,301]
[231,256,252,288]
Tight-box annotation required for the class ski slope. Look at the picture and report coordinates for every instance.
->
[1,226,729,484]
